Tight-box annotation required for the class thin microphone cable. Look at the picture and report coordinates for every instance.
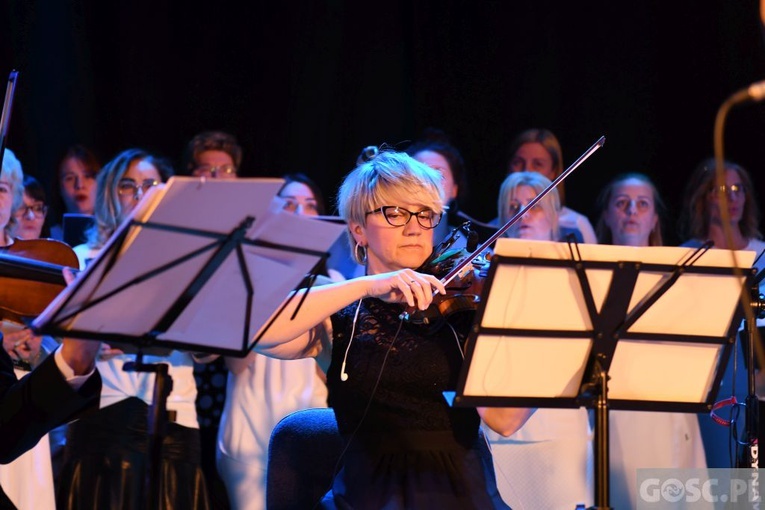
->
[339,299,363,382]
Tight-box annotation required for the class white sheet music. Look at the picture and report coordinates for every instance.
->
[461,238,754,404]
[33,177,346,355]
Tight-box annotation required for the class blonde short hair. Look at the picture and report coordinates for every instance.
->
[336,149,444,263]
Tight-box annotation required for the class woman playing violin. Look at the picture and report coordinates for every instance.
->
[255,148,533,509]
[0,148,69,509]
[0,150,56,369]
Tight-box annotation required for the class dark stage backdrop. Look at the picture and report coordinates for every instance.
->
[3,0,765,245]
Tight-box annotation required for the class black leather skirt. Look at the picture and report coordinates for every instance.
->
[55,397,210,510]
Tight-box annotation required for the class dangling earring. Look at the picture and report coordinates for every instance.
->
[355,242,367,264]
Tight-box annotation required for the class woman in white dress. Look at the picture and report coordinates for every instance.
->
[58,148,210,510]
[679,159,765,472]
[598,172,708,510]
[216,173,337,510]
[486,171,594,510]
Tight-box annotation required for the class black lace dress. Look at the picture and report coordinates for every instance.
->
[322,298,509,509]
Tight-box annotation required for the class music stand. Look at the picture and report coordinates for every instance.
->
[31,176,346,509]
[451,238,756,510]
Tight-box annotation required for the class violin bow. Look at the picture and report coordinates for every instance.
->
[439,135,606,287]
[0,70,19,169]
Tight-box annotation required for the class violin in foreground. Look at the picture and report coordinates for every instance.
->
[0,238,79,324]
[400,135,606,327]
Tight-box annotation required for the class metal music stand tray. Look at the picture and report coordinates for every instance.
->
[31,176,346,509]
[450,238,756,510]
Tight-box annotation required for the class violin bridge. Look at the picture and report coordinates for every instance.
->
[456,262,474,280]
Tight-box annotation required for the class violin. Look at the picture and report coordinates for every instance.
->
[401,135,606,327]
[403,242,491,329]
[0,238,79,324]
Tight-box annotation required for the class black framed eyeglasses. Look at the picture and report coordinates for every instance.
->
[15,204,48,218]
[365,206,442,229]
[713,184,743,198]
[117,179,159,198]
[192,164,237,179]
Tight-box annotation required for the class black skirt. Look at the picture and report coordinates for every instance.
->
[321,431,510,510]
[56,397,210,510]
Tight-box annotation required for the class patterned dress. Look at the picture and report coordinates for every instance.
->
[322,298,509,509]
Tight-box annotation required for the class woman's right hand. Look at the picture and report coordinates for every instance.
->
[3,328,43,366]
[97,343,125,361]
[364,270,446,310]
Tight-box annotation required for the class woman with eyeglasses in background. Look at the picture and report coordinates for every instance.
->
[679,158,763,253]
[58,148,212,510]
[4,172,58,369]
[183,130,241,180]
[679,158,765,473]
[71,148,171,266]
[14,175,50,240]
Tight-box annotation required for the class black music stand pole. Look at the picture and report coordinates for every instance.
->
[742,316,759,470]
[123,352,173,510]
[740,273,765,469]
[579,356,612,508]
[589,359,610,509]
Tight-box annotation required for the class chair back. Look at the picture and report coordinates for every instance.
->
[267,407,503,509]
[266,407,342,510]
